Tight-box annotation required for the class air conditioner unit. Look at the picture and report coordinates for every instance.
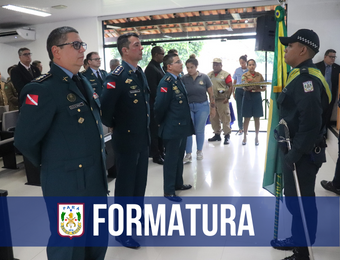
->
[0,28,35,44]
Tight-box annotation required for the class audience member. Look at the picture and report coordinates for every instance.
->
[232,55,248,135]
[109,58,120,72]
[154,53,194,202]
[0,72,6,106]
[32,60,43,72]
[4,65,18,111]
[182,54,214,163]
[241,59,266,146]
[207,58,233,145]
[145,46,165,164]
[82,52,108,96]
[11,47,41,104]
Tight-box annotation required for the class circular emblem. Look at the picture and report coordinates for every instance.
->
[67,93,76,102]
[175,90,181,94]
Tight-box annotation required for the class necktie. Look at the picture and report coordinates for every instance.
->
[135,69,143,84]
[72,75,88,102]
[28,67,33,77]
[96,71,103,85]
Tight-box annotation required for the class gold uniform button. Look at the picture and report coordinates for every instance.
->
[91,107,93,111]
[100,135,102,138]
[77,109,81,112]
[101,149,103,153]
[179,100,183,104]
[147,114,149,117]
[134,94,137,96]
[128,130,131,132]
[96,120,98,124]
[178,123,181,125]
[79,164,82,168]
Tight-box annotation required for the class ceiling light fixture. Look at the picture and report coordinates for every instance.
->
[2,4,51,17]
[231,13,241,20]
[107,25,122,29]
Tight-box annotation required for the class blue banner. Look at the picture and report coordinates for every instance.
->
[0,196,338,247]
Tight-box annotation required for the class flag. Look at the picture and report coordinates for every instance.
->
[263,5,289,196]
[107,82,116,89]
[25,94,39,106]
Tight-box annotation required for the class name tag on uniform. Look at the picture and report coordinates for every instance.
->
[69,102,84,110]
[129,89,141,94]
[303,81,314,92]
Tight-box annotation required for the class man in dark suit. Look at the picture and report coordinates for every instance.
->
[82,52,108,96]
[144,46,165,164]
[11,47,41,104]
[154,53,194,202]
[100,32,150,249]
[315,49,340,127]
[14,26,108,260]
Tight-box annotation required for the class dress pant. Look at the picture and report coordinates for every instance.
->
[210,99,231,135]
[282,153,321,254]
[149,104,164,159]
[332,135,340,188]
[163,138,186,194]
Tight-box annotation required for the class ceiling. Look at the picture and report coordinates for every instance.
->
[0,0,278,30]
[103,5,276,45]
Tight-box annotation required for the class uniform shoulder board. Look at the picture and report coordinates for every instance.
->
[112,65,124,76]
[300,67,309,74]
[32,73,52,83]
[165,76,172,82]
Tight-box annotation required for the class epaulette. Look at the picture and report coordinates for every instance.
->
[300,67,309,74]
[112,65,124,76]
[32,73,52,83]
[165,76,172,82]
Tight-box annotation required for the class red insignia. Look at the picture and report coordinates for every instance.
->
[107,82,116,89]
[161,87,167,93]
[25,94,39,106]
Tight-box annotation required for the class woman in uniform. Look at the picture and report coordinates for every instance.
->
[241,59,266,146]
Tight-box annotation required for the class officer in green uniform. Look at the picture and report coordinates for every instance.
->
[82,52,108,96]
[154,53,194,202]
[271,29,331,260]
[100,32,150,249]
[14,26,108,260]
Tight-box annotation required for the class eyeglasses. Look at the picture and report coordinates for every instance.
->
[328,55,337,59]
[21,53,32,56]
[90,58,101,61]
[56,41,87,51]
[171,60,183,65]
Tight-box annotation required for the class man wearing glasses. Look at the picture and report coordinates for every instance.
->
[11,47,41,104]
[82,52,108,96]
[315,49,340,127]
[154,53,194,202]
[14,26,108,260]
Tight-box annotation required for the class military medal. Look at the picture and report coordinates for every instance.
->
[130,85,137,89]
[67,93,76,102]
[133,99,138,104]
[78,117,84,124]
[93,92,99,99]
[175,90,180,94]
[173,86,178,90]
[63,77,68,82]
[126,79,133,84]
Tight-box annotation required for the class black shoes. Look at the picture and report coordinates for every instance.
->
[164,193,182,202]
[271,237,295,251]
[224,134,230,145]
[208,134,221,142]
[115,236,140,249]
[175,184,192,190]
[152,155,164,165]
[321,180,340,195]
[282,248,310,260]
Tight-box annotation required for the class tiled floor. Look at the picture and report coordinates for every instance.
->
[1,126,339,260]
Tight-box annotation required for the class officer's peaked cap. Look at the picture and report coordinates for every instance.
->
[279,29,319,54]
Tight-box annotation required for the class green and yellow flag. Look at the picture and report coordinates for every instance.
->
[263,5,289,196]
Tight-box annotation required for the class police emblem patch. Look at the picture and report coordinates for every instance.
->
[58,203,84,239]
[130,85,137,89]
[199,80,204,85]
[133,99,138,104]
[67,93,77,102]
[303,81,314,92]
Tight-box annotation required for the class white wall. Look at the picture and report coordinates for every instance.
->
[286,0,340,63]
[0,17,103,77]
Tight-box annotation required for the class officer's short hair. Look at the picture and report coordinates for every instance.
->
[18,47,30,56]
[47,26,79,61]
[297,42,315,59]
[32,60,41,67]
[325,49,336,56]
[168,49,178,55]
[86,52,99,61]
[247,59,256,66]
[163,53,178,70]
[83,59,88,66]
[151,46,163,57]
[110,59,120,67]
[117,33,139,56]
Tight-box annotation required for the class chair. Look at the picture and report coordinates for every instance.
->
[2,110,19,132]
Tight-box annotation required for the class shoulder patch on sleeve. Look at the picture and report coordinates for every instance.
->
[112,65,124,76]
[32,73,52,83]
[303,81,314,92]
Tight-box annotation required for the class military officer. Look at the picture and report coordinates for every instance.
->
[82,52,108,96]
[271,29,331,260]
[14,26,108,260]
[100,32,150,249]
[154,53,194,202]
